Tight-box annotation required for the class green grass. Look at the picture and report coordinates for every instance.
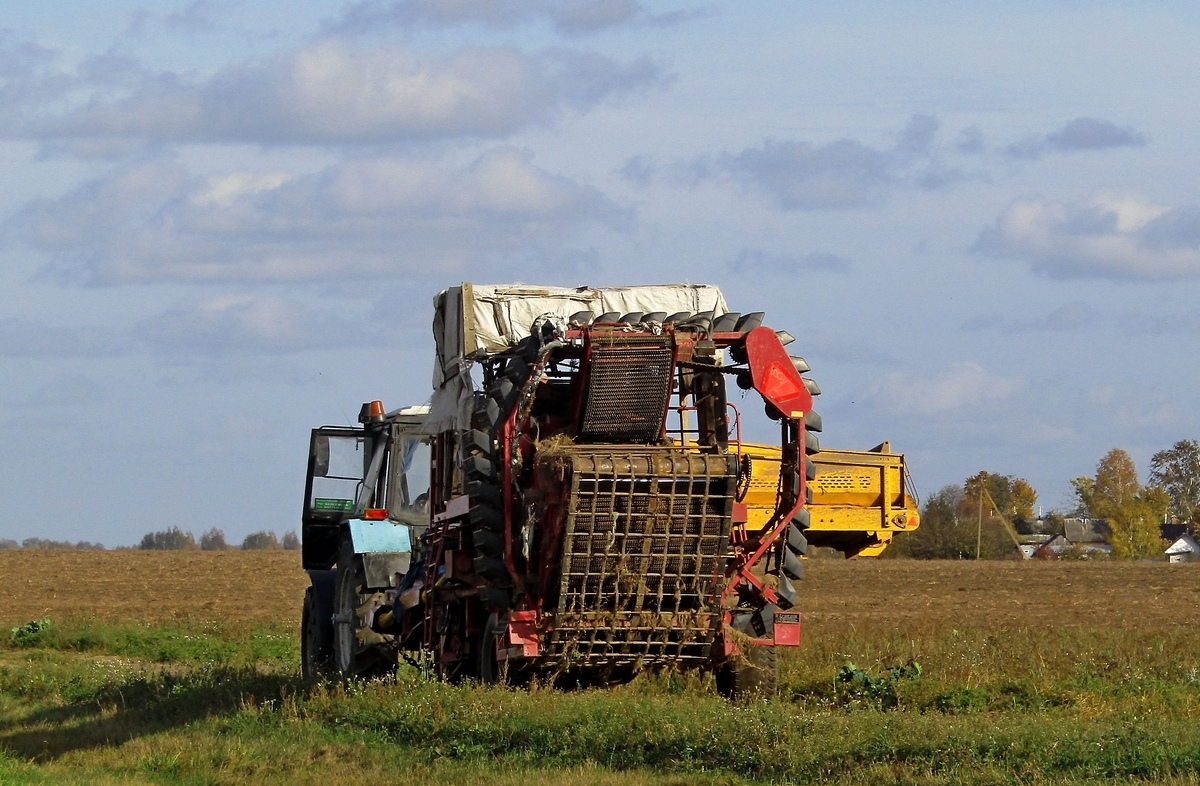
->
[5,617,296,668]
[2,618,1200,784]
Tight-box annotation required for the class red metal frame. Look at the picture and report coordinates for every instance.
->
[417,320,814,672]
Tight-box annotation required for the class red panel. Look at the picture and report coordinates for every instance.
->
[508,615,541,657]
[773,612,802,647]
[743,326,813,417]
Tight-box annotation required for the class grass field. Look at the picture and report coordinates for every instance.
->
[2,552,1199,784]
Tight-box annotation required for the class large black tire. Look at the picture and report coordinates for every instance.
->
[301,584,334,680]
[478,613,532,687]
[716,645,778,702]
[478,613,504,685]
[333,537,396,680]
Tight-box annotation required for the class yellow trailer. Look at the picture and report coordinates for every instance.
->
[740,441,919,557]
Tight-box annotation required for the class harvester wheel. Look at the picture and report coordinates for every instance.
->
[333,538,397,681]
[301,585,334,680]
[716,644,778,702]
[478,613,531,687]
[467,386,515,609]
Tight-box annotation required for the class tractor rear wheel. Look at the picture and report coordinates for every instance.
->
[716,645,778,702]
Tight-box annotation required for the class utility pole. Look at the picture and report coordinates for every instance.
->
[977,489,983,560]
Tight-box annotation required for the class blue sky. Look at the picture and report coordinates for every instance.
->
[3,1,1200,546]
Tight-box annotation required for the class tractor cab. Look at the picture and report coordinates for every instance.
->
[300,403,432,679]
[301,404,432,570]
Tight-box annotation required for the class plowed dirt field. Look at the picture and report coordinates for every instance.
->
[2,550,1197,630]
[0,551,308,627]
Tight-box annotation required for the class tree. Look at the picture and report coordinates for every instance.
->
[1009,479,1038,524]
[241,531,281,550]
[965,472,1010,518]
[138,527,197,550]
[1070,476,1095,517]
[1040,512,1066,537]
[894,485,970,559]
[1109,487,1169,559]
[281,531,300,551]
[964,471,1038,532]
[1091,449,1140,520]
[1149,439,1200,522]
[23,538,71,549]
[200,528,228,551]
[1089,448,1167,559]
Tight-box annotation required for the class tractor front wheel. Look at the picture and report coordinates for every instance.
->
[333,536,397,680]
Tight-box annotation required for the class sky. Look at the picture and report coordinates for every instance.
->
[3,1,1200,546]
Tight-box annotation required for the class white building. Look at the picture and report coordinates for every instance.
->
[1165,534,1200,564]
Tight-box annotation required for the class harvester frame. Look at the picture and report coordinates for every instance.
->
[300,283,838,698]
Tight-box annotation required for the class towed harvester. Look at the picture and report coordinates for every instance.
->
[300,282,908,699]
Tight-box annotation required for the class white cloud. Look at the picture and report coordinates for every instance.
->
[867,362,1020,416]
[11,39,662,147]
[191,172,292,209]
[973,194,1200,280]
[6,148,624,284]
[0,30,56,80]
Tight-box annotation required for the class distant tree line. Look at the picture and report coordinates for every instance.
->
[892,439,1200,560]
[0,528,301,551]
[0,538,106,550]
[137,526,300,551]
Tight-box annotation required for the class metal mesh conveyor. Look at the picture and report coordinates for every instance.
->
[541,448,736,668]
[578,334,674,443]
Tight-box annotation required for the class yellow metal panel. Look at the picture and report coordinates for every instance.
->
[739,442,920,556]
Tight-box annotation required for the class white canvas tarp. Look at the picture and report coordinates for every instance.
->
[461,282,728,354]
[429,282,729,431]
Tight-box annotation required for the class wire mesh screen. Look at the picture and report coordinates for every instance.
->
[544,448,736,667]
[577,334,674,443]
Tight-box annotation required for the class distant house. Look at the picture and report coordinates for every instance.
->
[1063,518,1109,544]
[1031,533,1070,559]
[1046,519,1113,558]
[1165,534,1200,564]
